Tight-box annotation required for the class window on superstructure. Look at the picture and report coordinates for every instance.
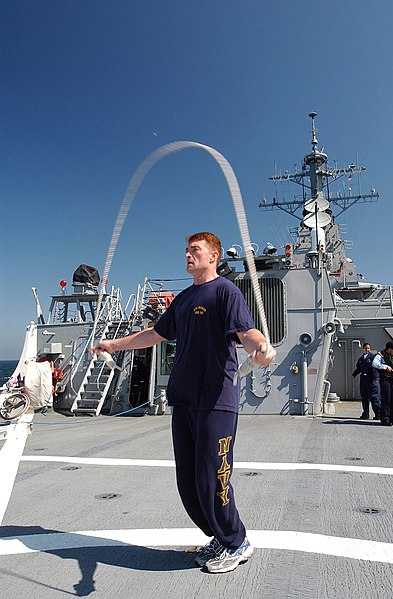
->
[233,277,285,344]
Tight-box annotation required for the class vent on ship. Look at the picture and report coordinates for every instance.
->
[233,276,285,344]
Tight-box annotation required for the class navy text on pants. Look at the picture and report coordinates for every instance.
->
[171,405,245,550]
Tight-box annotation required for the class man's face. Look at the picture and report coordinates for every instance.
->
[186,239,218,275]
[387,348,393,356]
[363,344,371,354]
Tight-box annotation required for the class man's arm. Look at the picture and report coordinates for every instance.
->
[372,353,393,373]
[237,328,276,367]
[92,327,165,355]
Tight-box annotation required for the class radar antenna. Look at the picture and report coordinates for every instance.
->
[259,113,379,219]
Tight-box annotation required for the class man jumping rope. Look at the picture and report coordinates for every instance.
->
[93,232,276,573]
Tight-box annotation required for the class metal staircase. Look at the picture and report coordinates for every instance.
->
[70,321,130,416]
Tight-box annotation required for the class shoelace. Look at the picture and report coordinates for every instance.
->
[212,540,249,561]
[202,538,222,555]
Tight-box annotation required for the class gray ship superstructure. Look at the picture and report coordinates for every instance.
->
[223,111,393,415]
[3,113,392,419]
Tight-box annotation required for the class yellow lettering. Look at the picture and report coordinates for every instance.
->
[217,453,230,474]
[217,470,231,490]
[218,436,232,456]
[216,436,233,507]
[217,486,230,506]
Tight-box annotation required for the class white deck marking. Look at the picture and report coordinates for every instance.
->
[0,413,34,525]
[20,455,393,476]
[1,528,393,564]
[6,455,392,565]
[21,456,176,467]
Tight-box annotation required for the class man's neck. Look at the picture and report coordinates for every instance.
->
[193,271,219,285]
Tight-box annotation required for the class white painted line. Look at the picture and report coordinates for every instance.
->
[0,413,34,525]
[235,462,393,476]
[1,528,393,564]
[21,456,176,467]
[20,455,393,476]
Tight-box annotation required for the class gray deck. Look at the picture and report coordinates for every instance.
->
[1,402,392,598]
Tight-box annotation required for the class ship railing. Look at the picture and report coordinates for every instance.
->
[124,293,137,319]
[333,291,355,317]
[89,322,113,390]
[69,315,129,414]
[69,294,112,382]
[334,286,393,319]
[374,285,393,318]
[68,324,107,397]
[143,278,163,308]
[69,321,113,413]
[105,286,126,321]
[85,306,139,415]
[141,277,177,315]
[122,278,164,323]
[68,291,126,394]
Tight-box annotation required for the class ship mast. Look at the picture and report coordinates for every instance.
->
[305,111,327,199]
[259,112,379,219]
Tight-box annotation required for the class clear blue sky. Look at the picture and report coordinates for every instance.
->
[1,1,392,359]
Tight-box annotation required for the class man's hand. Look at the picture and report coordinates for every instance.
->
[237,329,277,368]
[252,343,276,367]
[91,328,164,356]
[91,339,117,355]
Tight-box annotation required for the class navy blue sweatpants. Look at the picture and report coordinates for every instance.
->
[359,376,380,417]
[171,405,245,549]
[380,377,393,424]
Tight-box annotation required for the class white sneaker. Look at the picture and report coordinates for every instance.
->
[195,538,225,567]
[206,536,254,573]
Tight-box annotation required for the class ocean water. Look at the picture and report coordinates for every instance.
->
[0,360,18,387]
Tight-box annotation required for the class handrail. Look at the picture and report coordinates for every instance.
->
[68,293,114,391]
[90,303,132,393]
[333,290,355,317]
[374,286,391,318]
[124,293,136,318]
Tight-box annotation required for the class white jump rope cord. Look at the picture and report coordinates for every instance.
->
[91,142,271,378]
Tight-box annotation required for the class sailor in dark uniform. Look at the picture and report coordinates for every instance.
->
[372,341,393,426]
[352,342,380,420]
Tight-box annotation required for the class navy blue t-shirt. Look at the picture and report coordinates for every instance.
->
[154,276,255,412]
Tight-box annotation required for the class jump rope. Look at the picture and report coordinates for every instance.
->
[91,141,271,381]
[15,141,271,427]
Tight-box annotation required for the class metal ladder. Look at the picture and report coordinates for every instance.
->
[70,321,129,416]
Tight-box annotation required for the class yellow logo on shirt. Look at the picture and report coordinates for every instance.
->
[193,305,207,315]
